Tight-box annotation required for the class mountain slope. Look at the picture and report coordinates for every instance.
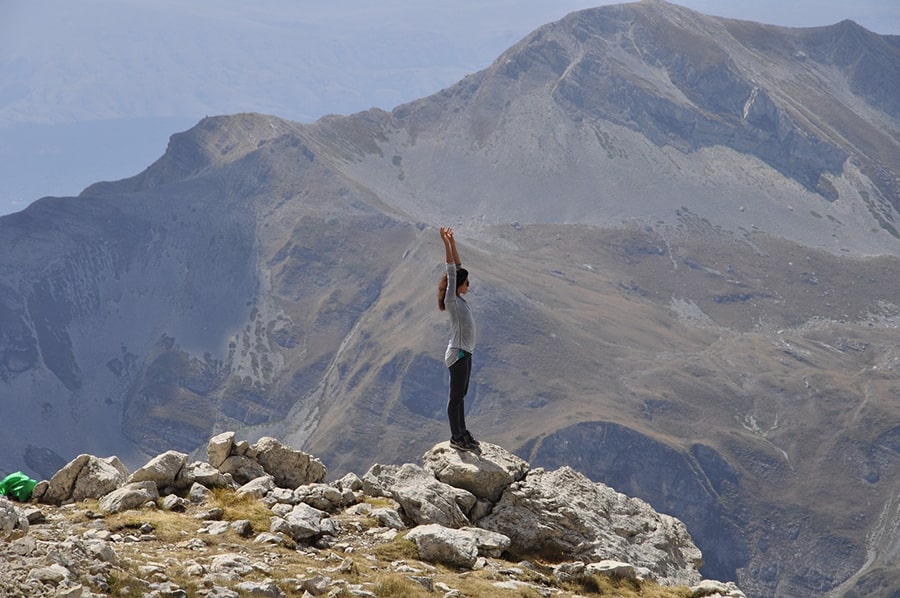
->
[2,2,900,597]
[327,1,899,254]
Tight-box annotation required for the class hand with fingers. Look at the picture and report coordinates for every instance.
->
[440,227,461,266]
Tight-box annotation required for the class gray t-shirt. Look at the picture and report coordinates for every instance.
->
[444,262,476,366]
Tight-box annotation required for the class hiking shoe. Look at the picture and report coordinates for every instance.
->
[463,430,480,447]
[450,436,472,451]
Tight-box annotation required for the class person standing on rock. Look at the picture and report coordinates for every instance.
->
[439,226,480,452]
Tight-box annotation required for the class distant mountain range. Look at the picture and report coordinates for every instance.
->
[2,2,899,597]
[0,0,582,215]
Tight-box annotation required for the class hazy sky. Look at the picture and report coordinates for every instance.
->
[661,0,898,32]
[0,0,897,212]
[2,0,897,125]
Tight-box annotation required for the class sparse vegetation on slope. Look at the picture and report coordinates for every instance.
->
[4,490,700,598]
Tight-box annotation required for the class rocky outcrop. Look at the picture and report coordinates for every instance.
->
[98,481,160,514]
[0,432,745,596]
[478,466,703,587]
[364,440,703,587]
[32,454,128,506]
[209,431,327,488]
[422,441,529,503]
[32,433,325,509]
[362,462,476,528]
[525,420,750,583]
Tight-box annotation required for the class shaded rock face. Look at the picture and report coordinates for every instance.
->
[362,462,476,529]
[522,421,868,598]
[523,421,749,583]
[540,9,848,198]
[0,292,40,383]
[362,440,704,587]
[478,465,703,587]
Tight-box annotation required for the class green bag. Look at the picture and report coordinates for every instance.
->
[0,471,38,502]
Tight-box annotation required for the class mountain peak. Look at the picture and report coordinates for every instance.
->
[371,0,896,247]
[84,113,300,195]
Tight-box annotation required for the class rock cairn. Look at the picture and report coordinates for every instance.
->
[0,432,745,597]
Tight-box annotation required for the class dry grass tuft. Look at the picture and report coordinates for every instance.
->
[364,496,398,508]
[372,535,420,562]
[562,574,693,598]
[105,506,204,543]
[209,486,273,530]
[372,573,431,597]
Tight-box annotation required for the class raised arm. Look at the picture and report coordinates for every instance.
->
[440,227,454,264]
[447,228,461,266]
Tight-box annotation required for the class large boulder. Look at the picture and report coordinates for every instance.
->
[176,461,230,490]
[422,441,529,503]
[362,463,475,528]
[293,483,346,511]
[405,524,479,568]
[71,456,128,502]
[127,450,188,492]
[478,466,703,586]
[235,475,276,500]
[271,502,327,542]
[249,437,326,489]
[98,481,160,514]
[207,431,236,468]
[404,524,512,567]
[37,454,128,505]
[218,454,267,485]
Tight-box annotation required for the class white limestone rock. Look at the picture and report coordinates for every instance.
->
[478,466,703,586]
[207,431,236,468]
[177,460,229,490]
[423,441,529,503]
[251,437,326,489]
[405,524,479,569]
[127,450,188,492]
[235,475,275,500]
[39,454,127,505]
[98,481,159,514]
[362,463,475,528]
[218,454,267,485]
[0,496,29,536]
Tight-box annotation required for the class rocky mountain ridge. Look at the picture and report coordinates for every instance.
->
[1,431,744,597]
[2,2,900,597]
[321,1,900,255]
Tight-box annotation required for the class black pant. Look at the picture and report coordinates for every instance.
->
[447,352,471,439]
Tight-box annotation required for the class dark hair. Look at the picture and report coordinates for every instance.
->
[456,268,468,289]
[437,268,469,311]
[438,273,449,311]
